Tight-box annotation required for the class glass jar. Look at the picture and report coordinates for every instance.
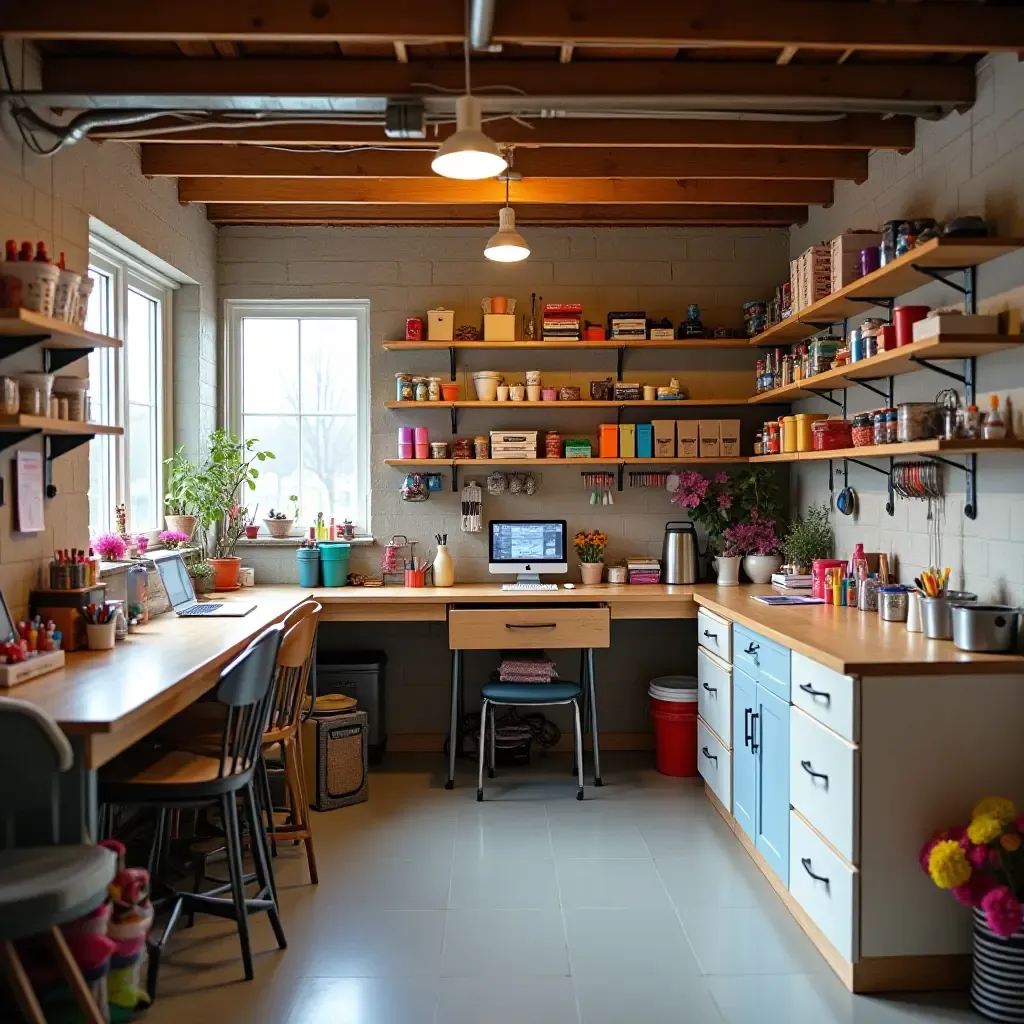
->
[395,372,413,401]
[413,377,428,402]
[0,376,19,415]
[427,377,441,402]
[473,435,490,459]
[851,413,874,447]
[886,408,898,443]
[872,409,887,445]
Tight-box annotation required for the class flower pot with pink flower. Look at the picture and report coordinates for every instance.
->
[922,796,1024,1020]
[721,511,783,585]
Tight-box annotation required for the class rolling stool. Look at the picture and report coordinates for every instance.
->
[477,682,585,801]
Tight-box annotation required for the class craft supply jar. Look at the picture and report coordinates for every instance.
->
[53,376,88,420]
[0,376,19,416]
[544,431,562,458]
[851,412,873,447]
[413,377,429,402]
[427,377,441,402]
[453,437,473,459]
[430,441,449,459]
[873,409,888,445]
[473,435,490,459]
[395,372,413,401]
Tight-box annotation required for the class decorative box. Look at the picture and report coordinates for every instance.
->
[427,308,454,341]
[483,313,516,341]
[564,438,593,458]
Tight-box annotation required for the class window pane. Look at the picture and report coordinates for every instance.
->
[243,414,300,521]
[88,269,114,535]
[128,402,155,530]
[242,318,299,414]
[126,288,155,404]
[300,318,358,413]
[302,415,359,522]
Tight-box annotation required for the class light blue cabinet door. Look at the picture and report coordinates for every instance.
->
[755,683,791,887]
[731,666,757,840]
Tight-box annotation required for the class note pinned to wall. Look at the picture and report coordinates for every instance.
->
[15,451,45,533]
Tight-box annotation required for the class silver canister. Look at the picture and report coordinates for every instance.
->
[897,402,942,442]
[878,587,909,622]
[951,604,1020,653]
[921,591,977,640]
[857,577,879,612]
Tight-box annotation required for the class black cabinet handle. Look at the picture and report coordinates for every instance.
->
[799,682,831,705]
[702,682,717,694]
[743,707,752,747]
[801,760,829,788]
[505,623,557,630]
[802,857,830,890]
[743,643,760,654]
[750,712,760,753]
[703,629,718,641]
[701,746,718,764]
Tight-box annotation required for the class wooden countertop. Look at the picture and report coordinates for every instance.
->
[310,582,694,604]
[692,585,1024,676]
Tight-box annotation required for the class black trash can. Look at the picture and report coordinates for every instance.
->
[315,650,388,764]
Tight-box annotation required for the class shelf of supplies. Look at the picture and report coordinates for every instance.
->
[751,439,1024,464]
[0,308,122,370]
[385,398,755,410]
[748,333,1024,404]
[455,457,618,467]
[620,456,749,464]
[382,338,751,351]
[751,237,1024,347]
[383,459,446,468]
[0,415,122,436]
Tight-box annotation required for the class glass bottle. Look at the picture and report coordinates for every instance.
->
[982,395,1006,441]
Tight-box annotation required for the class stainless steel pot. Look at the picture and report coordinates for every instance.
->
[662,521,698,585]
[951,604,1020,653]
[921,591,977,640]
[878,587,909,622]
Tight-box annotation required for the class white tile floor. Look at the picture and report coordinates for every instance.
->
[144,754,982,1023]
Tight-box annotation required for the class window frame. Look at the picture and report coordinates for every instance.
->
[87,235,175,542]
[223,299,371,536]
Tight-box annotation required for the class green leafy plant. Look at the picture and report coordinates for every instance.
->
[185,555,213,579]
[784,502,833,568]
[164,446,202,516]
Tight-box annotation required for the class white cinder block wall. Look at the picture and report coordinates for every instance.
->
[789,53,1024,605]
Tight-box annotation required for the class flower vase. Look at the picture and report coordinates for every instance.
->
[716,556,741,587]
[580,561,604,585]
[972,907,1024,1021]
[433,544,455,587]
[743,554,783,585]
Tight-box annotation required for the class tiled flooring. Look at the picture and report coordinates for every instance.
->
[145,754,981,1023]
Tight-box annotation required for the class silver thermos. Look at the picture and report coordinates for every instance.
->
[662,521,699,585]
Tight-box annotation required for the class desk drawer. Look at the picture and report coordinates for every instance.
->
[789,707,858,864]
[697,647,732,749]
[791,651,857,743]
[448,607,610,651]
[698,717,731,810]
[697,608,732,663]
[733,625,790,701]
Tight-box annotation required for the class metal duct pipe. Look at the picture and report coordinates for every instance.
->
[470,0,498,51]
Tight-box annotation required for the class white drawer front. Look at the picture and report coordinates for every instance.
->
[698,608,732,663]
[789,811,858,963]
[791,651,857,743]
[698,717,731,810]
[697,647,732,748]
[790,707,858,864]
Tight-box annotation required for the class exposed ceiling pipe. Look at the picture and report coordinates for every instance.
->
[470,0,499,52]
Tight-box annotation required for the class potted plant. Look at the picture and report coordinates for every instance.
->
[296,537,320,588]
[669,470,741,582]
[784,503,833,574]
[721,510,784,584]
[243,505,260,540]
[573,529,608,585]
[158,530,191,550]
[91,532,128,562]
[264,496,298,539]
[922,796,1024,1018]
[186,555,214,596]
[164,446,201,539]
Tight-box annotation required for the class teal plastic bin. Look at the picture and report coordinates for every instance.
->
[319,542,351,587]
[296,547,321,587]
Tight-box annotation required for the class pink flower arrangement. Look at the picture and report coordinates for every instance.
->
[92,532,128,561]
[721,510,783,558]
[982,886,1024,937]
[159,530,191,549]
[135,535,149,555]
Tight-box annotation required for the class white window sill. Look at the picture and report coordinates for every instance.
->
[236,535,376,548]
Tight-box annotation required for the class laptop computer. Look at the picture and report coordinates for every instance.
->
[156,553,256,617]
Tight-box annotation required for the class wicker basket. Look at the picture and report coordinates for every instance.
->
[300,709,369,811]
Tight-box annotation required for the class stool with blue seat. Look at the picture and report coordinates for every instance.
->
[477,681,585,801]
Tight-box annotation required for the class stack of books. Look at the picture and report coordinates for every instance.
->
[771,572,812,592]
[542,302,583,341]
[627,557,661,584]
[608,310,647,341]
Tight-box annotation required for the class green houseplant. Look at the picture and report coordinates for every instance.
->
[185,555,214,596]
[784,503,833,572]
[164,446,202,539]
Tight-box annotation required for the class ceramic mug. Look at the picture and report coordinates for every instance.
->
[541,388,559,402]
[525,370,542,386]
[509,385,526,401]
[643,386,657,401]
[496,385,510,401]
[526,384,541,401]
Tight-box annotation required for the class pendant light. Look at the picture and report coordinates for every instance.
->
[431,3,507,180]
[484,170,530,263]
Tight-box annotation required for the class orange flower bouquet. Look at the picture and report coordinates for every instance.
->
[573,530,608,564]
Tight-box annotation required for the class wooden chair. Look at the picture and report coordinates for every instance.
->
[262,601,322,884]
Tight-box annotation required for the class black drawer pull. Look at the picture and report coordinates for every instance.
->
[505,623,557,630]
[702,682,717,694]
[801,760,829,788]
[702,629,718,641]
[750,712,759,753]
[743,707,752,747]
[801,857,830,890]
[743,643,760,655]
[799,682,831,704]
[701,746,718,764]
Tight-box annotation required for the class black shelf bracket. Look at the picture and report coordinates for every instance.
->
[617,464,624,492]
[452,463,459,493]
[616,347,624,382]
[844,374,894,405]
[43,347,92,373]
[925,452,978,519]
[804,320,843,331]
[907,357,969,385]
[0,428,42,455]
[847,296,895,314]
[842,456,896,516]
[44,433,96,499]
[450,406,458,434]
[0,335,50,362]
[448,346,456,383]
[909,263,973,298]
[804,388,844,409]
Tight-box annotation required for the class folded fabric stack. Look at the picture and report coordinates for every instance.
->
[542,302,583,340]
[499,651,558,683]
[627,557,662,584]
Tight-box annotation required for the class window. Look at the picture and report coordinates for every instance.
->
[226,300,370,534]
[85,237,174,538]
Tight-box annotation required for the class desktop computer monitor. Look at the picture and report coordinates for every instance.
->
[489,520,568,583]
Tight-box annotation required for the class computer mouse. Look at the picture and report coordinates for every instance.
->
[563,583,576,589]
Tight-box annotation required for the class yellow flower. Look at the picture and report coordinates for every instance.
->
[967,815,1005,846]
[1001,833,1022,853]
[928,840,972,889]
[973,797,1016,825]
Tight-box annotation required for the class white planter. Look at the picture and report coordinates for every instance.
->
[743,554,783,584]
[716,555,741,586]
[263,517,294,539]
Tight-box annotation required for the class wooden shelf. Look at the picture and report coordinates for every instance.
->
[385,398,755,410]
[748,333,1024,404]
[751,439,1024,463]
[751,237,1024,348]
[456,457,618,467]
[0,415,122,436]
[620,456,749,464]
[383,338,751,352]
[0,308,121,354]
[383,459,444,468]
[385,455,753,469]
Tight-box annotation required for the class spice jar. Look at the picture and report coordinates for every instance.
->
[872,409,888,445]
[395,372,413,401]
[0,376,19,415]
[413,377,429,402]
[453,437,473,459]
[473,435,490,459]
[430,441,449,459]
[886,408,898,443]
[544,431,562,458]
[427,377,441,402]
[753,433,763,456]
[851,413,873,447]
[767,422,780,454]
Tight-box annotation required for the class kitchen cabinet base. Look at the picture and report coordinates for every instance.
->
[705,784,971,995]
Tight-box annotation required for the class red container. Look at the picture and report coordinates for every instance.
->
[415,443,430,459]
[811,418,853,451]
[878,324,897,351]
[649,697,698,777]
[894,305,930,347]
[812,559,847,599]
[405,317,424,341]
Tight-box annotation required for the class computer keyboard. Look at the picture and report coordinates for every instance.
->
[501,583,559,592]
[180,604,222,616]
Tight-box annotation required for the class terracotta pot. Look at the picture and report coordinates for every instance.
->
[244,525,260,539]
[743,554,783,584]
[164,514,197,539]
[263,518,294,539]
[208,557,241,590]
[580,561,604,585]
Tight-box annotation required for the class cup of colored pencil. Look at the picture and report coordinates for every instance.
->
[81,603,116,650]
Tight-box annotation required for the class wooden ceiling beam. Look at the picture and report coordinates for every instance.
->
[6,0,1024,53]
[205,202,808,226]
[178,177,832,205]
[94,114,916,151]
[39,58,974,110]
[143,145,868,181]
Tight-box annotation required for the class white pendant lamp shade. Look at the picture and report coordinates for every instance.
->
[484,206,530,262]
[431,95,508,180]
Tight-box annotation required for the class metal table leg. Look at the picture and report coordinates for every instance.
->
[446,648,461,789]
[587,647,603,786]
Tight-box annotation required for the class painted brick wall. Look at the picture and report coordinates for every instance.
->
[788,53,1024,605]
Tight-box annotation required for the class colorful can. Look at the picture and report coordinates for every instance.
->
[396,372,413,401]
[405,317,424,341]
[413,377,428,402]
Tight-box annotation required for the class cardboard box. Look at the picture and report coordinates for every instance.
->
[829,231,882,292]
[599,423,619,458]
[651,420,676,459]
[636,424,653,459]
[676,420,699,459]
[618,423,636,459]
[698,419,721,459]
[483,313,516,342]
[719,419,741,458]
[427,308,454,341]
[912,313,999,342]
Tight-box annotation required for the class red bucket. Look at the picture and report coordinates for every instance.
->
[649,695,698,777]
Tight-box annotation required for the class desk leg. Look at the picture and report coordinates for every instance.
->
[446,648,461,789]
[587,648,603,787]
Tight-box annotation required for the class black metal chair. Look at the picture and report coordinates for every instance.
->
[99,623,285,995]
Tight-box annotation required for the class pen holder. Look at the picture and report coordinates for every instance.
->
[405,568,426,588]
[86,620,116,651]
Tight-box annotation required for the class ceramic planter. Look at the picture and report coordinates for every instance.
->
[743,554,783,584]
[972,908,1024,1022]
[244,525,260,539]
[191,574,212,596]
[208,557,241,590]
[716,555,741,586]
[263,517,294,539]
[580,561,604,585]
[164,514,197,539]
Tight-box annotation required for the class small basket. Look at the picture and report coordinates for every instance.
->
[559,386,582,402]
[589,379,614,401]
